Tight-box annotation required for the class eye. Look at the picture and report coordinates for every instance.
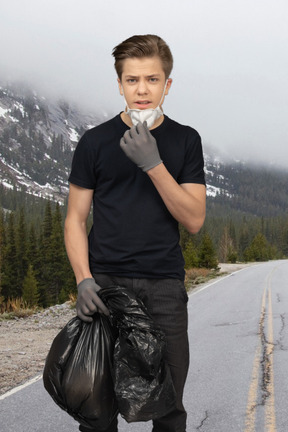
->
[126,78,137,84]
[149,78,159,83]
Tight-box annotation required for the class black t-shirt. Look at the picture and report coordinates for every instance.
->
[68,114,205,280]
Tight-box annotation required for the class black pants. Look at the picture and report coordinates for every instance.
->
[79,275,189,432]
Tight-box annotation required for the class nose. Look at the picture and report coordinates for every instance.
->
[137,79,148,95]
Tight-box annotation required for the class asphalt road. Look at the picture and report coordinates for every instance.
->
[1,260,287,432]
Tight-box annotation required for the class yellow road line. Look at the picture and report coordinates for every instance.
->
[244,269,277,432]
[265,286,276,431]
[244,341,262,431]
[244,286,266,432]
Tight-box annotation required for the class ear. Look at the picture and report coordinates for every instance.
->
[165,78,173,95]
[117,78,123,95]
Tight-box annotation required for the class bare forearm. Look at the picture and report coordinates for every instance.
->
[147,163,206,233]
[64,218,92,284]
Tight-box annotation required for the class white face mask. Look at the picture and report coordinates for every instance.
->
[122,80,168,129]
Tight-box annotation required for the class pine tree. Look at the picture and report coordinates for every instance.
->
[27,223,38,268]
[36,202,74,305]
[238,227,250,260]
[16,207,28,291]
[22,264,39,306]
[243,233,270,262]
[42,201,53,240]
[37,201,53,306]
[2,213,19,299]
[183,238,199,269]
[198,233,218,269]
[47,203,67,304]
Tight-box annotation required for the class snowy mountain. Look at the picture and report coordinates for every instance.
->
[1,80,288,217]
[0,81,106,203]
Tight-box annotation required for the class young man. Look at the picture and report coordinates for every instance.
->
[65,34,206,432]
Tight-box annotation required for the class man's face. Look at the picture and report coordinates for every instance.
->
[118,56,172,110]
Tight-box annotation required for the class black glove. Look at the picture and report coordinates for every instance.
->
[76,278,109,322]
[120,121,162,172]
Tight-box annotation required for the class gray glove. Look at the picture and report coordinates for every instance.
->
[120,121,162,172]
[76,278,109,322]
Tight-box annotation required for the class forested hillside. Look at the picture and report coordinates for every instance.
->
[205,163,288,217]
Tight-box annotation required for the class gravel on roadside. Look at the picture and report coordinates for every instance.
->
[0,302,76,396]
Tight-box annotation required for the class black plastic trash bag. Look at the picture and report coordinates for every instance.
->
[100,286,176,423]
[43,312,118,431]
[43,285,176,428]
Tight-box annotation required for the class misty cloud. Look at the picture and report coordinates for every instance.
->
[0,0,287,167]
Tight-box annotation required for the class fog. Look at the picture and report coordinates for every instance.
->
[1,0,287,167]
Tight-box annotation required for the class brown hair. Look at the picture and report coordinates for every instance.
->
[112,34,173,80]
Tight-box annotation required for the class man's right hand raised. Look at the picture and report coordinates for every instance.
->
[76,278,110,322]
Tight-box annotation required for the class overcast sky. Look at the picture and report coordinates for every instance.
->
[0,0,287,167]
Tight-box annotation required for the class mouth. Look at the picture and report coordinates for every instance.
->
[134,100,152,109]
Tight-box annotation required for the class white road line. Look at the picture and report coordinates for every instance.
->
[189,266,251,297]
[189,261,284,298]
[0,374,43,401]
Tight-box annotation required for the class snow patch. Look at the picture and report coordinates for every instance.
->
[0,106,8,117]
[2,181,14,190]
[206,185,221,197]
[9,116,19,123]
[205,169,214,176]
[206,184,233,198]
[69,128,79,142]
[14,102,25,117]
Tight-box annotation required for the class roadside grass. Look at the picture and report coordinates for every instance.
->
[0,297,40,321]
[185,267,224,292]
[68,292,77,308]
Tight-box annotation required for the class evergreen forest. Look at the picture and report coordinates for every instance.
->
[1,183,288,312]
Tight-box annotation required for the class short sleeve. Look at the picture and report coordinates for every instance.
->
[68,133,97,189]
[178,131,206,185]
